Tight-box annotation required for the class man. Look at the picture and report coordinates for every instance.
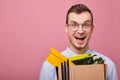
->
[39,4,118,80]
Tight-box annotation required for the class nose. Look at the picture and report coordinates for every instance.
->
[76,25,85,34]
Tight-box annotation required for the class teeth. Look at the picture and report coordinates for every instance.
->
[75,36,85,40]
[77,37,84,38]
[76,38,84,39]
[76,36,84,38]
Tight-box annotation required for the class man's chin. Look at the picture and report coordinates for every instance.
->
[75,44,86,49]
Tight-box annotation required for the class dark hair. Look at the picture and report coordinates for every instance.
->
[66,4,93,24]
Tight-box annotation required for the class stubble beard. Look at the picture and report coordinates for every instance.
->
[69,37,89,54]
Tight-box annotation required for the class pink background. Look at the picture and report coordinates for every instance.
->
[0,0,120,80]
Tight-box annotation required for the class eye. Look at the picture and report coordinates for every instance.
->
[82,23,91,28]
[71,23,78,26]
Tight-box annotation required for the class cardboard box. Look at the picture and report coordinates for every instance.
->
[46,48,106,80]
[57,64,106,80]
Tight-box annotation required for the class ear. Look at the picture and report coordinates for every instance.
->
[65,24,68,33]
[91,24,94,33]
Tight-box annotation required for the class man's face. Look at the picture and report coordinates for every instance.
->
[65,11,94,50]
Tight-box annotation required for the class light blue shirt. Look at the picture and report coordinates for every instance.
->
[39,48,118,80]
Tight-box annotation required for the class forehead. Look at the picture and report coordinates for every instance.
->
[68,12,92,24]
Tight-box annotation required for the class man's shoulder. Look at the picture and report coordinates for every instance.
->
[41,60,55,69]
[89,49,109,59]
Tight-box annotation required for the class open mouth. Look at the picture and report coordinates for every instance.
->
[75,36,86,41]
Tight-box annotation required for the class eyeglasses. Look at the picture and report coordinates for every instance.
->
[67,22,92,32]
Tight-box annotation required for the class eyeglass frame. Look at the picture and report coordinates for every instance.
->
[67,21,92,32]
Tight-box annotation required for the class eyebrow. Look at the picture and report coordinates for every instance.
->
[84,20,91,23]
[69,20,91,24]
[69,21,77,24]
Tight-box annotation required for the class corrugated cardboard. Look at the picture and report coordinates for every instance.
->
[57,64,106,80]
